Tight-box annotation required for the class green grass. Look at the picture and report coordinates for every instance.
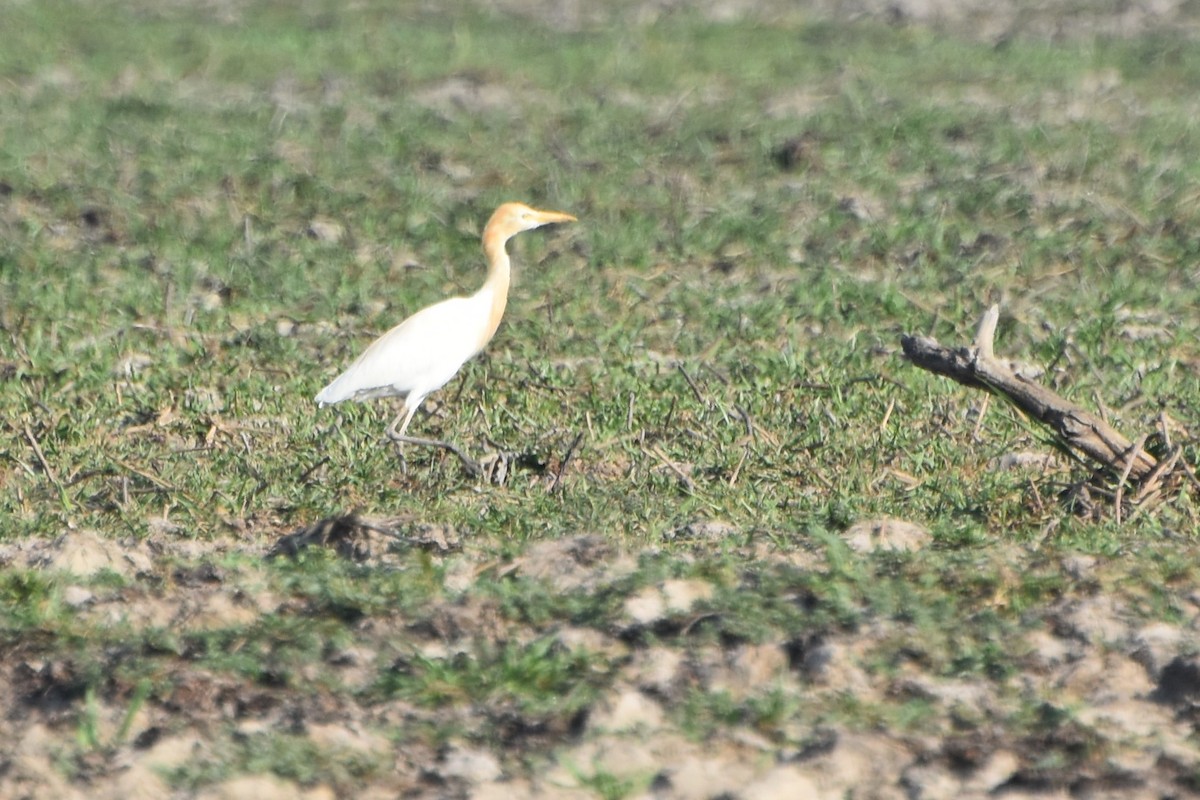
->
[2,0,1200,793]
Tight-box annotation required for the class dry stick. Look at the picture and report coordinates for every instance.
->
[677,364,708,407]
[900,305,1158,482]
[879,396,895,433]
[971,393,991,441]
[646,444,696,493]
[22,423,62,491]
[1159,411,1174,450]
[1134,447,1183,504]
[733,404,755,439]
[728,445,750,488]
[1113,434,1148,525]
[298,455,331,483]
[549,432,583,493]
[106,455,177,492]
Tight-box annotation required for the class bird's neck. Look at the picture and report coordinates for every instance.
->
[477,233,512,345]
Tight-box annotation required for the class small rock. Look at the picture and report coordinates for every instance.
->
[844,518,931,553]
[901,763,960,800]
[306,723,389,760]
[4,723,90,800]
[661,578,714,613]
[1075,696,1174,739]
[307,218,345,244]
[964,749,1020,793]
[198,774,305,800]
[656,753,758,800]
[989,451,1060,471]
[804,732,910,799]
[108,763,172,800]
[1119,323,1169,341]
[623,646,683,695]
[589,687,664,732]
[665,519,738,542]
[623,586,667,626]
[1023,628,1074,671]
[38,530,116,576]
[1052,595,1129,644]
[140,735,204,771]
[732,643,788,686]
[554,627,626,660]
[741,765,820,799]
[470,779,540,800]
[62,585,95,608]
[1061,555,1097,580]
[519,535,613,593]
[894,675,988,713]
[1130,622,1184,678]
[114,352,154,377]
[440,743,502,784]
[442,557,477,595]
[1058,653,1153,705]
[800,639,872,695]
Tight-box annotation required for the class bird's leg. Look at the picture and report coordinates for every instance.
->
[385,403,482,478]
[385,406,416,475]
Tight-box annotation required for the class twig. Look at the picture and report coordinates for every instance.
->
[677,364,708,407]
[106,455,177,491]
[733,404,755,439]
[728,445,750,488]
[645,444,695,493]
[298,455,331,483]
[879,396,895,433]
[22,424,62,491]
[1177,457,1200,494]
[971,394,990,441]
[1028,476,1045,515]
[549,432,583,493]
[1134,446,1183,504]
[1113,434,1148,525]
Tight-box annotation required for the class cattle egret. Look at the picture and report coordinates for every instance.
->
[315,201,577,473]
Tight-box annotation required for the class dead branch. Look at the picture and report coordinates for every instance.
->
[900,305,1158,482]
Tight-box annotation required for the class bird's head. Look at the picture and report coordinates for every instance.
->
[486,202,577,244]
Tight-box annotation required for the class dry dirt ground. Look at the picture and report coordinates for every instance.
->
[3,521,1200,799]
[5,2,1200,799]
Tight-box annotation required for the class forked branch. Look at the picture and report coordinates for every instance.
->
[901,306,1158,482]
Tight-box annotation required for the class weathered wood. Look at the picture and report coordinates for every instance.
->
[900,306,1158,481]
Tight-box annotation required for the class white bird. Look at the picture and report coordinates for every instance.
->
[315,201,577,472]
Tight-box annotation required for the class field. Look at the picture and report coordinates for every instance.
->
[3,1,1200,797]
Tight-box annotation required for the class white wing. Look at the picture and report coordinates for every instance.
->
[315,293,491,406]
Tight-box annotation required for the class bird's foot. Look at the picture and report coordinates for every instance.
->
[387,432,483,478]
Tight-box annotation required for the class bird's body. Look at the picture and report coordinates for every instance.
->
[314,291,494,407]
[316,202,576,448]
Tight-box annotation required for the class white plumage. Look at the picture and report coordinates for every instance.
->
[316,202,576,443]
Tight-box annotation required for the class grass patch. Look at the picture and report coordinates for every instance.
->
[2,0,1199,793]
